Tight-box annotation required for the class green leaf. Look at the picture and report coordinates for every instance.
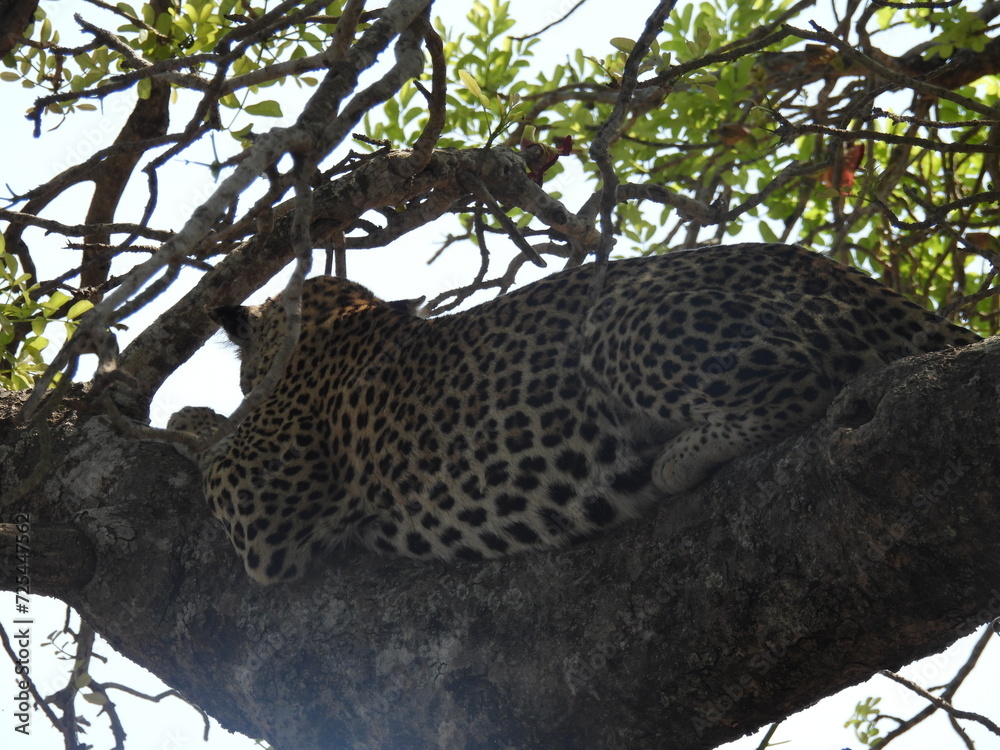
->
[458,69,490,108]
[610,37,635,54]
[82,691,108,705]
[245,100,283,117]
[696,26,712,50]
[0,72,19,82]
[875,6,895,30]
[23,336,48,356]
[41,290,71,313]
[66,300,93,320]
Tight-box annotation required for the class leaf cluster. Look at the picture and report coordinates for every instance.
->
[350,1,1000,335]
[0,237,91,390]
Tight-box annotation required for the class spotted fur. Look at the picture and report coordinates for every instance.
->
[169,243,979,583]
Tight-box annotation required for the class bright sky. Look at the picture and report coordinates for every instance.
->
[1,0,997,748]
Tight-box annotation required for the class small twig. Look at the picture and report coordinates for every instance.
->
[45,620,97,747]
[588,1,676,302]
[872,190,1000,231]
[83,0,170,41]
[605,159,827,227]
[786,23,1000,120]
[99,393,203,450]
[99,682,212,741]
[772,120,1000,154]
[112,263,181,325]
[871,0,961,7]
[334,231,347,278]
[15,37,101,56]
[510,0,589,41]
[457,171,545,267]
[470,204,491,290]
[122,163,163,252]
[5,131,187,209]
[75,14,151,70]
[0,209,173,241]
[948,712,977,750]
[880,669,1000,736]
[870,107,1000,130]
[646,26,794,87]
[754,722,781,750]
[427,230,471,264]
[405,12,447,173]
[424,253,530,315]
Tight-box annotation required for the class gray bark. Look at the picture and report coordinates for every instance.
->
[1,338,999,750]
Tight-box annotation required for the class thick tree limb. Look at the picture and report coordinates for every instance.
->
[1,338,998,749]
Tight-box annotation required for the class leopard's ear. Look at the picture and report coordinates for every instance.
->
[209,305,255,348]
[384,296,427,316]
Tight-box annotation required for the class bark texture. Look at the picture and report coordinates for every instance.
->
[1,339,999,749]
[0,0,37,58]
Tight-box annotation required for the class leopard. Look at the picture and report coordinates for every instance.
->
[168,243,980,584]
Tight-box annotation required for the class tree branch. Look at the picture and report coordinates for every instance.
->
[18,0,433,423]
[880,670,1000,736]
